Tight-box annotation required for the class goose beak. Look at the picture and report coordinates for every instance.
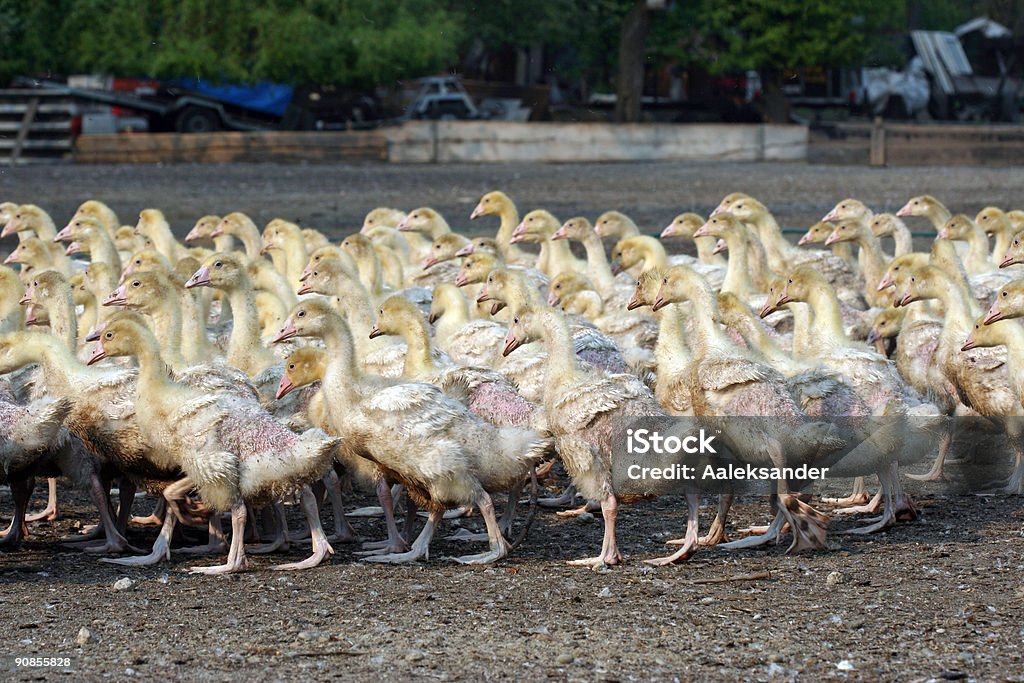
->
[185,266,211,289]
[275,374,296,400]
[502,333,522,357]
[368,325,384,339]
[797,232,813,246]
[455,272,469,287]
[210,224,226,238]
[428,312,439,324]
[184,226,202,243]
[488,302,503,315]
[551,226,568,241]
[18,292,31,306]
[102,285,128,307]
[421,253,438,270]
[610,261,623,275]
[133,222,144,236]
[824,231,841,246]
[66,241,84,255]
[0,221,17,238]
[297,281,314,295]
[692,222,712,239]
[259,239,272,255]
[759,302,776,318]
[299,264,312,282]
[86,344,108,365]
[961,336,977,352]
[896,292,914,307]
[455,244,474,257]
[709,205,724,217]
[1000,254,1018,269]
[84,327,101,342]
[626,294,644,311]
[876,273,894,291]
[865,328,880,345]
[509,222,527,244]
[547,291,560,307]
[476,290,491,303]
[711,239,728,255]
[984,308,1005,325]
[651,295,669,312]
[54,225,73,242]
[470,203,485,220]
[24,305,39,325]
[895,202,913,218]
[3,251,18,265]
[272,318,298,344]
[937,228,950,240]
[822,208,841,222]
[396,216,413,231]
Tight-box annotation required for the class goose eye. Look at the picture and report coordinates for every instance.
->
[104,332,112,339]
[297,310,305,318]
[132,281,140,287]
[788,279,793,284]
[513,317,519,324]
[1003,291,1008,297]
[880,321,886,327]
[289,363,295,370]
[313,271,318,276]
[555,284,561,290]
[135,259,141,265]
[636,281,641,287]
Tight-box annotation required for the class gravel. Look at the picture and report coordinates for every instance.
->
[1,159,1023,681]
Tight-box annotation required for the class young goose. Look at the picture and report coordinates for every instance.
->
[185,215,236,254]
[21,270,79,355]
[797,220,856,267]
[455,250,549,298]
[261,218,309,290]
[552,217,636,307]
[824,220,891,307]
[0,266,26,333]
[661,212,727,267]
[396,207,452,238]
[212,212,264,262]
[71,200,120,239]
[974,207,1018,269]
[89,313,342,573]
[593,210,641,240]
[429,283,510,367]
[896,194,952,232]
[4,237,54,283]
[134,209,188,263]
[274,299,552,564]
[56,214,122,273]
[939,215,994,276]
[870,213,914,259]
[502,306,670,566]
[469,190,534,266]
[2,205,73,275]
[512,210,588,277]
[610,235,697,280]
[341,233,432,312]
[653,265,837,552]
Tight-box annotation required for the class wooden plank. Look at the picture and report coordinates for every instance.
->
[8,97,39,163]
[869,117,885,166]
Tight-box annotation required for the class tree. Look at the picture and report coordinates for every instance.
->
[672,0,902,122]
[614,0,650,122]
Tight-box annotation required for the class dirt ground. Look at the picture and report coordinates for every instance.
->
[1,160,1024,682]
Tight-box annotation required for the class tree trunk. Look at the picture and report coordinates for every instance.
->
[614,0,649,123]
[759,67,791,124]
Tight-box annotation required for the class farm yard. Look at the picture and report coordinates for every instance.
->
[2,160,1024,682]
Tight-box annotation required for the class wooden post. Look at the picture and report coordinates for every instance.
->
[869,116,886,166]
[9,97,39,165]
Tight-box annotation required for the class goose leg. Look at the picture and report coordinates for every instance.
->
[25,478,59,522]
[322,471,359,543]
[720,508,786,549]
[453,491,510,564]
[79,473,140,554]
[178,513,229,555]
[0,478,32,547]
[359,478,411,554]
[646,493,700,565]
[248,503,290,554]
[364,508,442,564]
[131,495,166,527]
[555,499,601,518]
[101,509,176,566]
[694,493,731,546]
[907,428,955,482]
[567,494,622,568]
[821,476,871,505]
[539,483,578,508]
[190,502,248,574]
[498,480,523,537]
[115,479,137,533]
[831,488,883,516]
[777,492,829,552]
[272,487,335,570]
[843,466,897,534]
[1005,449,1024,494]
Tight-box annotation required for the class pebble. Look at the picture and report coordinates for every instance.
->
[555,653,574,665]
[767,662,786,676]
[574,512,594,524]
[112,578,134,591]
[826,571,844,588]
[699,597,715,605]
[768,653,784,663]
[836,659,855,671]
[406,650,425,662]
[597,587,611,598]
[75,627,92,646]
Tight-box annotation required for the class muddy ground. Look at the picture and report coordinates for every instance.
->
[1,160,1023,682]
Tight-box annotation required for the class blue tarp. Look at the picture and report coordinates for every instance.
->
[167,78,294,117]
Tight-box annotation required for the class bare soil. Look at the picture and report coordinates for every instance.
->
[1,160,1024,682]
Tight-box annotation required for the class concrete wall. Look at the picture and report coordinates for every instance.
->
[387,121,808,163]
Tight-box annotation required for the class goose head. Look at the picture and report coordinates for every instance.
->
[627,269,665,311]
[185,215,222,243]
[370,295,419,339]
[428,283,463,324]
[652,264,708,312]
[455,252,499,288]
[552,216,592,242]
[455,236,497,258]
[759,266,825,317]
[892,265,942,308]
[962,315,1012,351]
[470,191,511,221]
[186,253,245,290]
[798,221,835,246]
[547,271,591,307]
[103,271,169,310]
[72,200,118,234]
[593,210,636,239]
[823,220,863,246]
[938,215,974,242]
[1000,231,1024,268]
[87,311,150,365]
[974,207,1008,237]
[865,307,905,345]
[134,208,167,239]
[869,213,902,238]
[211,212,255,239]
[693,213,743,241]
[3,237,51,270]
[362,207,407,233]
[610,236,652,275]
[121,248,172,281]
[396,207,444,233]
[876,252,928,291]
[511,209,558,244]
[276,347,326,399]
[709,191,751,218]
[896,195,943,219]
[3,204,51,239]
[661,212,705,239]
[822,198,870,223]
[422,233,469,270]
[273,299,340,344]
[984,280,1024,325]
[501,308,542,356]
[298,254,353,296]
[261,218,301,255]
[719,196,767,224]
